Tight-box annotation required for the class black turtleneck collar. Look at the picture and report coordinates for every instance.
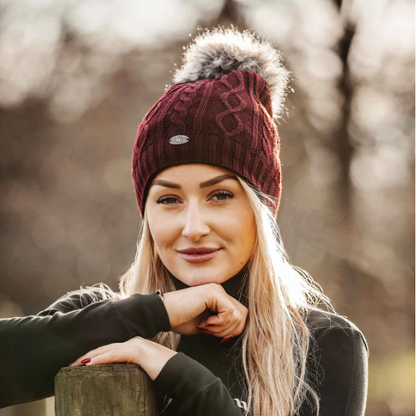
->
[167,261,250,308]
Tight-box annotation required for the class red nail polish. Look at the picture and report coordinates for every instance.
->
[221,336,234,344]
[81,358,91,364]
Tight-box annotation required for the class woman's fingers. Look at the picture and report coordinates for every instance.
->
[69,337,145,367]
[83,349,137,366]
[206,285,240,325]
[199,316,240,337]
[69,344,119,367]
[168,282,248,337]
[198,295,247,338]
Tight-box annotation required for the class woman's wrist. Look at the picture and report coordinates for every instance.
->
[137,338,178,381]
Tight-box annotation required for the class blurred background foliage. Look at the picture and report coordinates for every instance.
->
[0,0,414,415]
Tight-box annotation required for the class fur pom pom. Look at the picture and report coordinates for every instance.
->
[172,26,290,119]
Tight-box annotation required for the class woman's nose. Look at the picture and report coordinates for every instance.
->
[181,205,210,241]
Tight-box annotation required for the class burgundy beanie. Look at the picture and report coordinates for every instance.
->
[132,27,290,219]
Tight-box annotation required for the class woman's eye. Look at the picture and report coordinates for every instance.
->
[212,191,234,201]
[156,191,234,205]
[156,196,178,204]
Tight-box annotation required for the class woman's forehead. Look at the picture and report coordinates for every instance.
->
[153,164,234,180]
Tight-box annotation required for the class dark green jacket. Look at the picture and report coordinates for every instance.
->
[0,266,369,415]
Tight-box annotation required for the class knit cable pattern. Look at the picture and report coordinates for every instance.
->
[215,71,247,138]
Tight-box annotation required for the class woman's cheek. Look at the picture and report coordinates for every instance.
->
[152,223,178,256]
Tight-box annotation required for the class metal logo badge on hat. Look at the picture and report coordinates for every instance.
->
[169,135,190,145]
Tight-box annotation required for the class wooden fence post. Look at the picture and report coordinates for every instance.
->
[55,363,159,416]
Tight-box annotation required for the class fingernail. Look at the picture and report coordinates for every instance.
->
[81,358,91,364]
[221,336,234,344]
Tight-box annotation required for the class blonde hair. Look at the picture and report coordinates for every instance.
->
[72,174,336,416]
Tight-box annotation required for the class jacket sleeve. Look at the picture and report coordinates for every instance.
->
[154,325,369,416]
[0,290,171,409]
[153,352,244,416]
[302,326,369,416]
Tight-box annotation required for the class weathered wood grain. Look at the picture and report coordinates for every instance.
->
[55,364,158,416]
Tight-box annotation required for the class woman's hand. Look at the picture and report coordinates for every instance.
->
[165,283,248,340]
[69,336,178,381]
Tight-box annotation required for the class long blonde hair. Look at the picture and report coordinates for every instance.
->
[73,174,336,416]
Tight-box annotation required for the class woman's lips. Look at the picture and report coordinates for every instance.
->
[180,249,222,263]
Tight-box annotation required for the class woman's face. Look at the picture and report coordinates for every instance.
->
[146,163,257,286]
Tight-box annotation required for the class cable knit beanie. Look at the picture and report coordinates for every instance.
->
[132,27,290,219]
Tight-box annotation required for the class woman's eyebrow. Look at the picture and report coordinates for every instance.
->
[149,174,238,190]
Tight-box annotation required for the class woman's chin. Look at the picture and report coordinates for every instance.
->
[179,269,223,287]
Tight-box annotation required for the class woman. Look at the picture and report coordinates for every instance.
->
[0,27,369,415]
